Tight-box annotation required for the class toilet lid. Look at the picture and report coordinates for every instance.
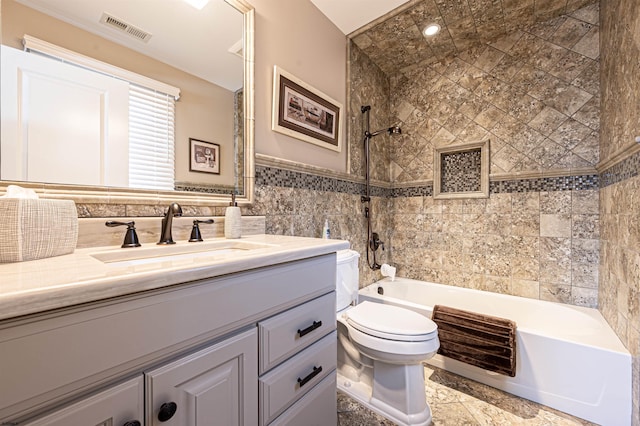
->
[345,301,438,342]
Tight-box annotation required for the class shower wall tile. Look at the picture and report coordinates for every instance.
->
[600,0,640,421]
[540,214,572,237]
[348,44,390,183]
[383,183,600,307]
[386,5,599,181]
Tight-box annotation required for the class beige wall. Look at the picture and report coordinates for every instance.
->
[600,0,640,424]
[247,0,348,173]
[1,0,235,188]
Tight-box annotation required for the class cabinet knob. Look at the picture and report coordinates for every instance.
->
[158,401,178,422]
[123,421,141,426]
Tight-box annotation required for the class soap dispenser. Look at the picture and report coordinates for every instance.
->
[322,219,330,239]
[224,192,242,239]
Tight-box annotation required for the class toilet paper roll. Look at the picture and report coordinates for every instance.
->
[381,263,396,281]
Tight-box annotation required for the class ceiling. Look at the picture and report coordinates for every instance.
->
[13,0,244,91]
[313,0,599,75]
[310,0,411,35]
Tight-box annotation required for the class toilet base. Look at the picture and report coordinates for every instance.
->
[337,369,432,426]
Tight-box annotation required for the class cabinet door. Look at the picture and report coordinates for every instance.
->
[146,328,258,426]
[23,377,143,426]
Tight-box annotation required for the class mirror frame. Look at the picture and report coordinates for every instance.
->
[0,0,255,207]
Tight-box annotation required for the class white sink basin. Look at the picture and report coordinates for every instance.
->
[91,240,276,267]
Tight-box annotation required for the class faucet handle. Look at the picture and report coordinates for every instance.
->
[105,221,141,248]
[189,219,214,242]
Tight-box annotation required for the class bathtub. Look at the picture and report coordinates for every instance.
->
[359,277,632,426]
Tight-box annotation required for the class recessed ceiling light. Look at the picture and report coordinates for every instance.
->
[423,23,441,37]
[183,0,210,10]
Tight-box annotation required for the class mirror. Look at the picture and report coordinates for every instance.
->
[0,0,254,206]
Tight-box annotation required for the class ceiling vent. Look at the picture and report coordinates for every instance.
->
[99,13,152,43]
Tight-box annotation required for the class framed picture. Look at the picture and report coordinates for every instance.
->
[272,66,342,152]
[189,138,220,174]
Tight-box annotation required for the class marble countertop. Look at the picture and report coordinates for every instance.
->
[0,234,349,321]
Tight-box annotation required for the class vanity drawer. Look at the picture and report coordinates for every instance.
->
[259,331,337,426]
[259,292,336,373]
[268,373,336,426]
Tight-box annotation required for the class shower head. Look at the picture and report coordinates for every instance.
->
[367,125,402,138]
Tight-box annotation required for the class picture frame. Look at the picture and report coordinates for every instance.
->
[189,138,220,174]
[272,66,342,152]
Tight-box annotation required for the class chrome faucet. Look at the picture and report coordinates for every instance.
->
[158,203,183,245]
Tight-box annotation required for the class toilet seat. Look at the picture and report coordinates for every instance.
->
[345,301,438,342]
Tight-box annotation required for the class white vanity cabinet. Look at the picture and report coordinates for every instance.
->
[258,292,338,425]
[22,377,144,426]
[0,253,337,426]
[145,328,258,425]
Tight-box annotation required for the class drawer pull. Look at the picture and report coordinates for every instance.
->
[297,365,323,388]
[297,320,322,338]
[123,422,141,426]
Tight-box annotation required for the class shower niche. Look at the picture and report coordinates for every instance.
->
[433,140,489,199]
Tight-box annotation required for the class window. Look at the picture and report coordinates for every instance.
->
[23,35,180,191]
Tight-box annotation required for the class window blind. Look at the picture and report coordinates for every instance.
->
[128,84,176,190]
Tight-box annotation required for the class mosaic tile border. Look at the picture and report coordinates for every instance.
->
[256,165,601,198]
[256,165,373,196]
[174,183,235,194]
[491,174,599,193]
[599,150,640,187]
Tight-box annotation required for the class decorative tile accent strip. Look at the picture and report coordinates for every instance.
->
[257,165,600,197]
[599,150,640,187]
[256,165,385,196]
[391,185,434,198]
[490,175,599,193]
[175,183,234,194]
[440,149,482,193]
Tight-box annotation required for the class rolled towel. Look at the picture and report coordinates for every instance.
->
[380,263,396,281]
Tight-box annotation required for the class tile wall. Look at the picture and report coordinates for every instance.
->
[387,3,600,181]
[247,166,391,288]
[346,4,602,307]
[600,0,640,424]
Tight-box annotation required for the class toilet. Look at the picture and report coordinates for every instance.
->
[336,249,439,426]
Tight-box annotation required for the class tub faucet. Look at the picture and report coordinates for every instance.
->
[370,232,384,252]
[158,202,183,245]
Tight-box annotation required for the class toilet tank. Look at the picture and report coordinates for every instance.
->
[336,249,360,312]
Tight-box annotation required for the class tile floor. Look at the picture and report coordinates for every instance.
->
[337,365,597,426]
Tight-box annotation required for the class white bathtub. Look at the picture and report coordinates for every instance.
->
[359,277,631,426]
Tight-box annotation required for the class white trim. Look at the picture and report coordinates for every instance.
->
[22,35,180,100]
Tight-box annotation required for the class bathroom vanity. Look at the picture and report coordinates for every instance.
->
[0,234,348,425]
